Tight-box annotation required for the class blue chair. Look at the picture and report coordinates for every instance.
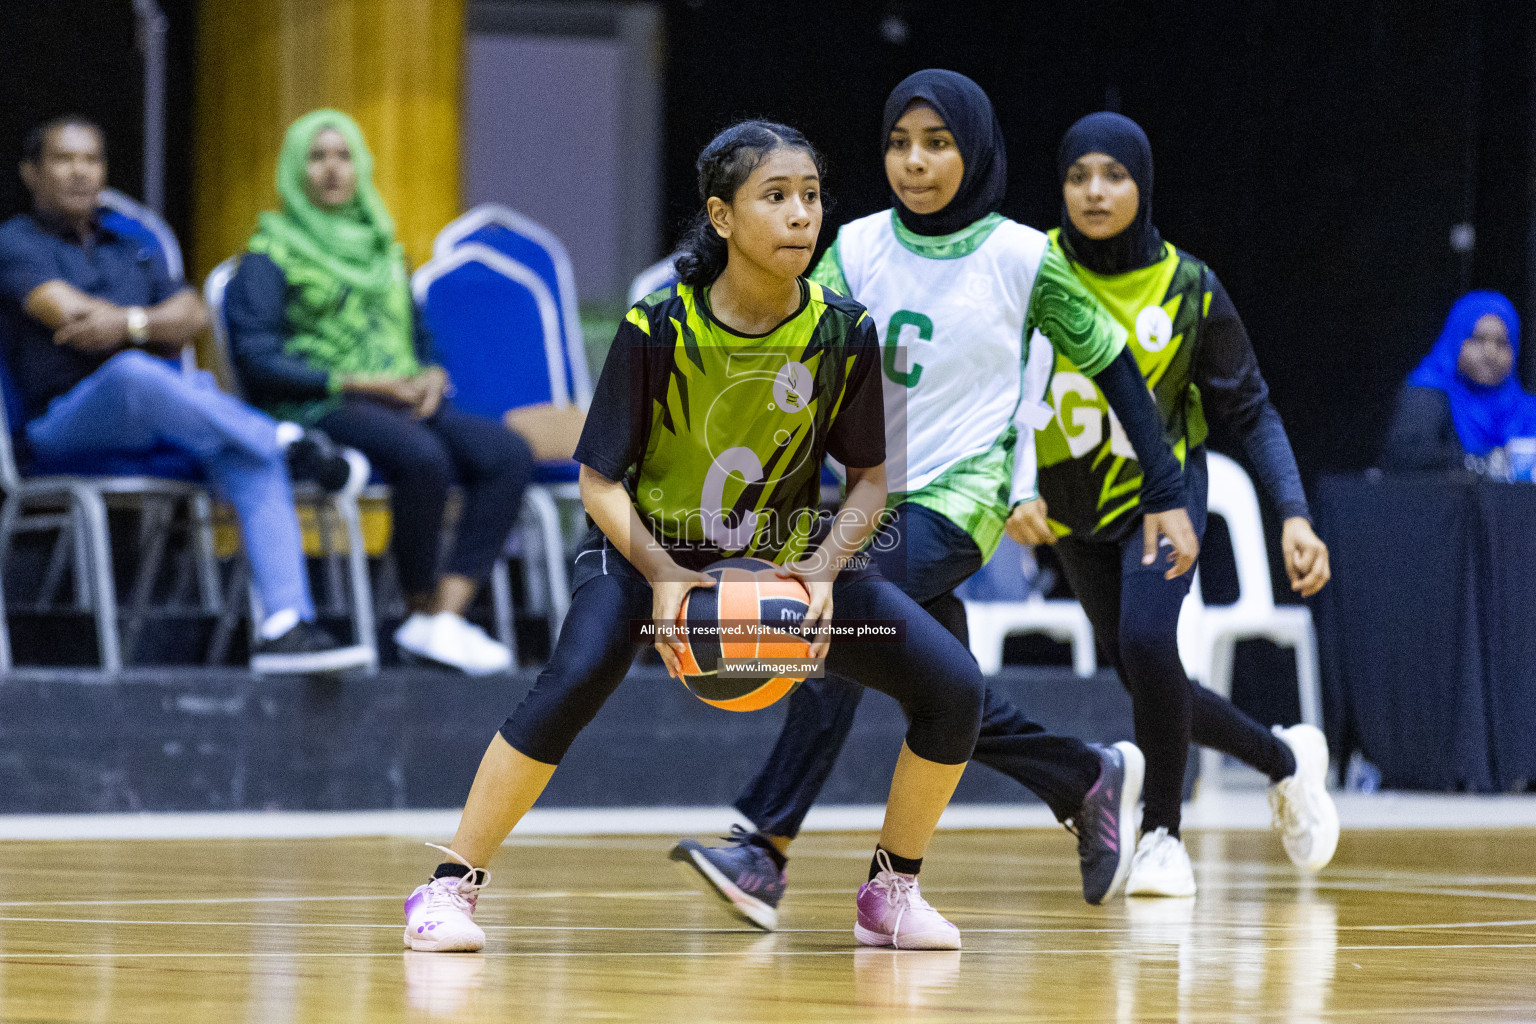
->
[205,257,382,671]
[99,188,184,283]
[413,243,573,647]
[99,188,196,380]
[432,205,592,411]
[0,326,220,673]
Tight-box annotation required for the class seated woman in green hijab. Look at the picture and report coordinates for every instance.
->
[226,109,534,676]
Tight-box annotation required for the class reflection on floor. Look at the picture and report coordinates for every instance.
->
[1,828,1534,1022]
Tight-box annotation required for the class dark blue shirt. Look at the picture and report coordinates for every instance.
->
[0,210,184,422]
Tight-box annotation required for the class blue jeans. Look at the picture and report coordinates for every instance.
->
[734,502,1102,838]
[25,351,314,621]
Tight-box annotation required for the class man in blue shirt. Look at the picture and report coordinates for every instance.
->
[0,115,370,673]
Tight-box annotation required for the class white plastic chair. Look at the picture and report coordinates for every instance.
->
[966,595,1098,677]
[1179,452,1322,794]
[627,252,681,306]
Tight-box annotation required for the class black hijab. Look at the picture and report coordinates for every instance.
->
[1056,111,1164,275]
[881,69,1008,236]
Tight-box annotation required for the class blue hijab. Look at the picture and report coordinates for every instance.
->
[881,69,1008,237]
[1057,112,1164,275]
[1407,291,1536,455]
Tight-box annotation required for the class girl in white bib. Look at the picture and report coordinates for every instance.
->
[670,71,1197,924]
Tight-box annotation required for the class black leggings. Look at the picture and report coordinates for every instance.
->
[499,540,985,769]
[317,397,533,594]
[1052,448,1294,835]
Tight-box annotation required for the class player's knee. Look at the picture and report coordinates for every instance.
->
[1117,621,1180,679]
[500,607,636,763]
[907,661,984,765]
[499,662,608,765]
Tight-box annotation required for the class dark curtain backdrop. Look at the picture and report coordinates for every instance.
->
[661,0,1536,482]
[0,0,197,253]
[0,0,1532,483]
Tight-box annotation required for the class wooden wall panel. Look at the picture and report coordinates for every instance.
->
[192,0,464,281]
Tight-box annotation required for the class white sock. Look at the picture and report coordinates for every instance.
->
[274,422,304,450]
[260,607,301,640]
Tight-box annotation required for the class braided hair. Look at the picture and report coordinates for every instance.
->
[675,120,826,287]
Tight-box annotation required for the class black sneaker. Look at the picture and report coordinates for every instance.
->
[251,620,374,675]
[669,825,787,931]
[286,429,368,497]
[1066,741,1145,905]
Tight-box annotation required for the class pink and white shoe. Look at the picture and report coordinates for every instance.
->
[403,844,488,952]
[853,850,961,950]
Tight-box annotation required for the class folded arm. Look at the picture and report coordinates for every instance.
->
[24,280,205,355]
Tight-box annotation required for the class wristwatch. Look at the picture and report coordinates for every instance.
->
[125,306,150,345]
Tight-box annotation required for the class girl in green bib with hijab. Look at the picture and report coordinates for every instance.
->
[1036,112,1337,895]
[226,109,534,676]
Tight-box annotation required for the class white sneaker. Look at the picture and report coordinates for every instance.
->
[1125,827,1197,898]
[854,850,961,950]
[1269,724,1340,872]
[403,844,488,952]
[395,612,513,676]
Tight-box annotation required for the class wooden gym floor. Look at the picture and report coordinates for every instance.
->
[1,827,1534,1022]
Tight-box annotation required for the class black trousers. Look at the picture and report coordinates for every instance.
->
[1053,447,1293,835]
[317,397,533,594]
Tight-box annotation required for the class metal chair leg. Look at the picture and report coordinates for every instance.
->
[0,497,19,673]
[72,488,122,673]
[190,492,221,614]
[490,555,518,664]
[70,502,92,611]
[1295,619,1322,730]
[122,498,175,664]
[333,494,378,673]
[206,557,249,666]
[526,487,569,649]
[318,503,347,617]
[38,526,73,608]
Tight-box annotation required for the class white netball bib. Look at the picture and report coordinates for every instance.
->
[833,210,1049,494]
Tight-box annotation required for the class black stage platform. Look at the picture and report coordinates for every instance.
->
[0,665,1151,814]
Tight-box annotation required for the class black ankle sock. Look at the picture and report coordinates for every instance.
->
[745,831,788,871]
[869,845,922,880]
[433,861,470,880]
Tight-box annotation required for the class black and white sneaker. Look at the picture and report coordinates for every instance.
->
[251,621,374,675]
[286,428,369,498]
[1067,740,1145,905]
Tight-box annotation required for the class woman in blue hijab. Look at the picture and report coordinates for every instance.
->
[1384,291,1536,470]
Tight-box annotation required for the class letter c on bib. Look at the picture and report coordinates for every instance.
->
[702,446,764,550]
[883,310,930,388]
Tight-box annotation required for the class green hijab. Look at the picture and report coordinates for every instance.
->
[248,109,419,421]
[255,109,402,292]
